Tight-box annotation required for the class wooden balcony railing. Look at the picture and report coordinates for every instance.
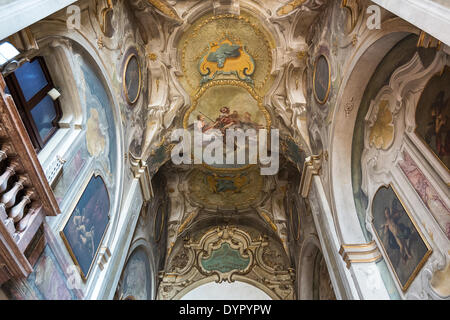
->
[0,74,60,285]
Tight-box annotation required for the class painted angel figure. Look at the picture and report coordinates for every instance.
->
[213,106,239,134]
[381,199,412,263]
[72,208,96,258]
[426,91,450,162]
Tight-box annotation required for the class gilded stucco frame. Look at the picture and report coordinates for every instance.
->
[122,53,142,105]
[158,226,295,300]
[59,172,111,281]
[313,54,331,105]
[370,184,432,292]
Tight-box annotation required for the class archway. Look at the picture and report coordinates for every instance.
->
[157,224,296,300]
[179,281,272,300]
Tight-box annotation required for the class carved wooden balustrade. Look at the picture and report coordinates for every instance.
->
[0,74,60,285]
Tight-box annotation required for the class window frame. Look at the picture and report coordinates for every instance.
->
[5,56,62,152]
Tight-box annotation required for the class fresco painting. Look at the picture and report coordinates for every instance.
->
[117,248,152,300]
[61,175,110,279]
[415,68,450,171]
[372,185,431,291]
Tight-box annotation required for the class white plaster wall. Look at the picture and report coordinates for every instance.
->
[372,0,450,45]
[180,281,272,300]
[0,0,77,40]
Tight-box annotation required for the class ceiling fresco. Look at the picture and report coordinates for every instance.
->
[124,1,324,293]
[178,12,276,95]
[186,167,265,211]
[184,81,269,131]
[171,10,280,211]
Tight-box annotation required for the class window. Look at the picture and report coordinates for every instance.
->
[5,56,62,152]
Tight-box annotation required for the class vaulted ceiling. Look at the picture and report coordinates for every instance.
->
[124,0,328,277]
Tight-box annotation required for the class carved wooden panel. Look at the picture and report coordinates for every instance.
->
[0,73,60,284]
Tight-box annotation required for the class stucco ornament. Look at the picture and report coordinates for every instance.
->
[361,53,432,196]
[276,0,327,16]
[368,100,394,150]
[158,226,295,300]
[359,51,450,300]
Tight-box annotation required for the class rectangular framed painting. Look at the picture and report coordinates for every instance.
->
[371,184,432,291]
[60,173,110,280]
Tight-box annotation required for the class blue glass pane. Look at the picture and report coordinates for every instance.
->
[30,96,57,141]
[4,83,10,95]
[15,60,48,101]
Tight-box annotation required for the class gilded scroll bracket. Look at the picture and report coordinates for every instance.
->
[129,153,154,201]
[338,241,382,269]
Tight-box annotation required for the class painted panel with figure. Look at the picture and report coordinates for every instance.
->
[116,248,152,300]
[415,67,450,171]
[2,246,77,300]
[185,83,268,133]
[77,50,118,177]
[372,185,432,291]
[313,55,331,105]
[123,53,141,105]
[60,174,110,280]
[184,82,270,170]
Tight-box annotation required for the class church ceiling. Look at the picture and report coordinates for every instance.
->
[125,0,327,265]
[169,8,280,211]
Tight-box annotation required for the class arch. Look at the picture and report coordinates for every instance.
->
[327,18,420,245]
[31,21,126,297]
[297,234,321,299]
[158,225,295,300]
[297,234,337,300]
[115,242,156,300]
[175,277,276,300]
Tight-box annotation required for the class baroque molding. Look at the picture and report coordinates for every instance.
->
[129,153,154,201]
[417,31,442,50]
[158,226,295,300]
[341,0,360,33]
[147,0,183,23]
[361,52,446,197]
[97,247,111,271]
[299,153,323,198]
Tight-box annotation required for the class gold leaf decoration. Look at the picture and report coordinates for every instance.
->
[341,0,360,32]
[276,0,308,16]
[147,0,182,22]
[369,100,394,150]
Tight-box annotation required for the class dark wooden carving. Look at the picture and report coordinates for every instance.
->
[0,74,60,285]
